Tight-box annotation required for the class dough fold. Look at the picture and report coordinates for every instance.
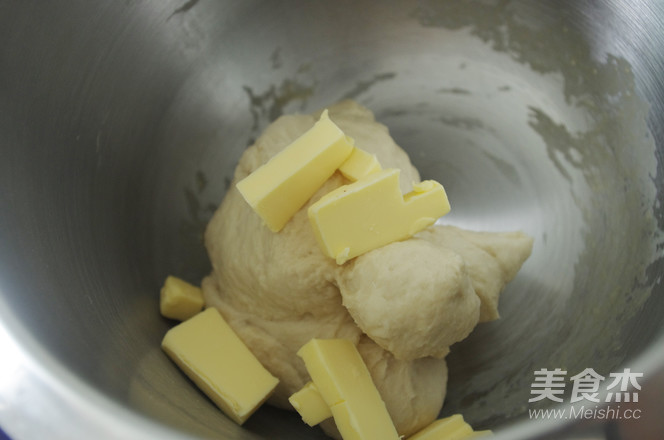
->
[417,226,534,322]
[336,239,480,360]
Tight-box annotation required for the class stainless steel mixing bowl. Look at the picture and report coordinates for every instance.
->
[1,1,663,439]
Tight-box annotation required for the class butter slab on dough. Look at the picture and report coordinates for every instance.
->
[159,275,205,321]
[161,308,279,424]
[407,414,473,439]
[236,110,354,232]
[309,168,450,264]
[338,147,382,181]
[289,381,332,426]
[297,338,400,440]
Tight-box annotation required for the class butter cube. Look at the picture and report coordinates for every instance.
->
[236,110,354,232]
[161,308,279,424]
[288,381,332,426]
[159,275,205,321]
[407,414,478,440]
[308,168,450,264]
[338,147,382,181]
[297,339,400,440]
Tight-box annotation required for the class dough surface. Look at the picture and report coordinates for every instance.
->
[202,100,533,437]
[336,238,480,360]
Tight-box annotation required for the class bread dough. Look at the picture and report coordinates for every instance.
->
[201,100,533,437]
[336,238,479,360]
[417,226,535,322]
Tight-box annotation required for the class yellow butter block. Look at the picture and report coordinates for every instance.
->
[159,275,205,321]
[308,168,450,264]
[338,147,382,181]
[297,339,400,440]
[236,110,354,232]
[289,381,332,426]
[407,414,488,440]
[161,308,279,425]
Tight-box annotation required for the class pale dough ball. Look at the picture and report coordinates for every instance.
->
[202,101,449,433]
[417,226,534,322]
[336,238,480,360]
[201,99,533,437]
